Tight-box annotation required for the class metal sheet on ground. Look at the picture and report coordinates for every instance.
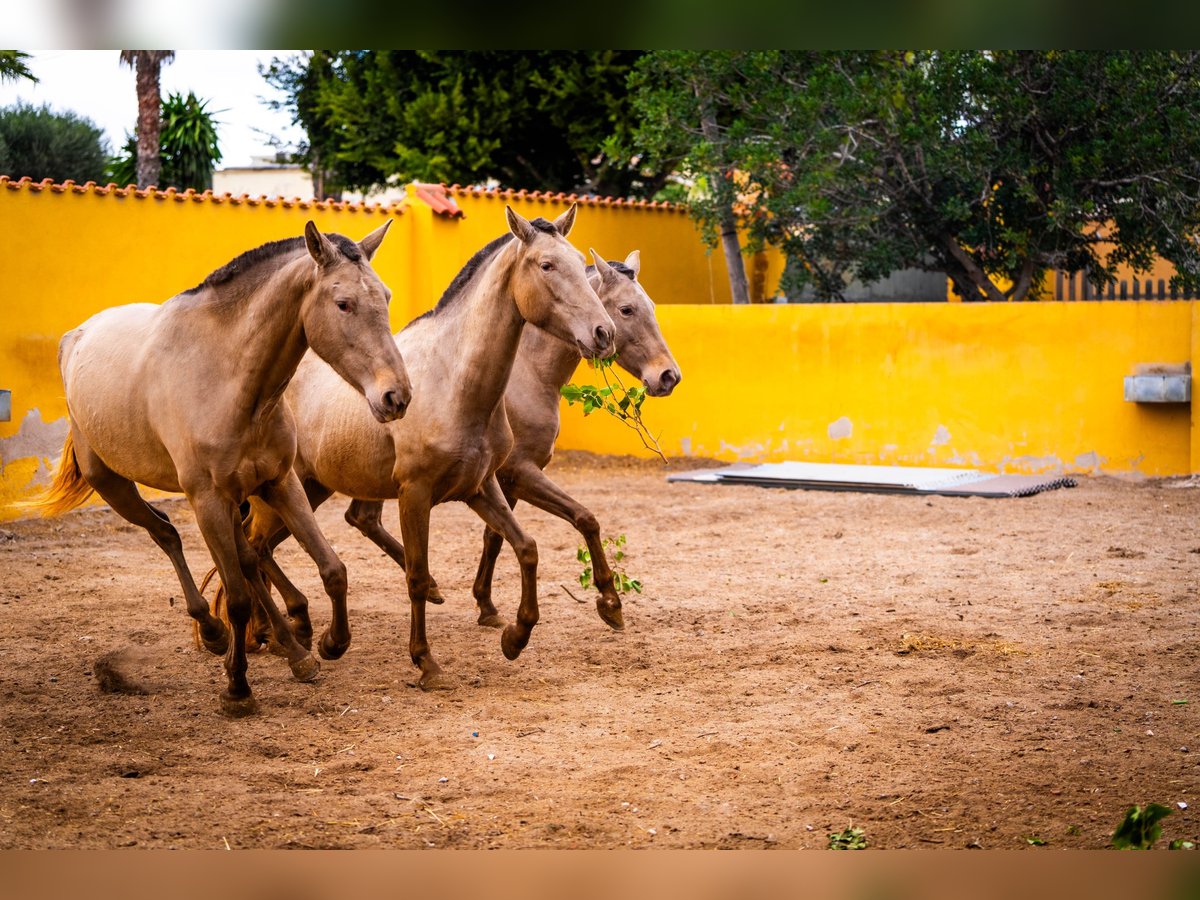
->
[667,461,1077,498]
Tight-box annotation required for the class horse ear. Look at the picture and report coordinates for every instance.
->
[590,248,617,284]
[304,221,336,267]
[359,218,393,261]
[506,206,538,244]
[552,202,577,237]
[624,249,641,279]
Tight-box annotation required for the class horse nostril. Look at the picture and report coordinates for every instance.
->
[383,390,406,416]
[661,368,680,390]
[594,325,612,350]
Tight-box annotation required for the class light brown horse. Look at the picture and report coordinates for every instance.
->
[237,205,615,689]
[31,221,411,716]
[342,249,681,630]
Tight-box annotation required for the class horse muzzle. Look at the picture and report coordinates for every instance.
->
[645,366,681,397]
[368,385,410,422]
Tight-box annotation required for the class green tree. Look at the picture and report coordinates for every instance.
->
[0,102,109,182]
[119,50,175,188]
[263,51,659,198]
[631,50,1200,302]
[108,91,222,191]
[0,51,36,83]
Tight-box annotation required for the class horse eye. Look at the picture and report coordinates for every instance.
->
[619,306,634,317]
[540,262,554,272]
[335,300,350,312]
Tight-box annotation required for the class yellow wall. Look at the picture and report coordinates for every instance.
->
[557,302,1196,477]
[1,177,1196,521]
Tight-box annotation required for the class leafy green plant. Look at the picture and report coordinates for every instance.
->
[1025,836,1048,846]
[561,357,665,462]
[578,534,642,595]
[1168,840,1195,850]
[1111,803,1173,849]
[108,91,222,190]
[828,826,867,850]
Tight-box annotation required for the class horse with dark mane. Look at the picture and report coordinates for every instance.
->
[29,221,410,716]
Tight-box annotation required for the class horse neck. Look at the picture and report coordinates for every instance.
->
[518,324,584,390]
[435,244,529,414]
[223,256,311,421]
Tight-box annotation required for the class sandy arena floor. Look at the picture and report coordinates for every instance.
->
[0,452,1196,849]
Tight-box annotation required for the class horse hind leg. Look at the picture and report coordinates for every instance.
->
[71,433,229,654]
[344,498,446,604]
[471,481,517,628]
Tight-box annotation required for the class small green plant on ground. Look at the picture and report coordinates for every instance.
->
[561,356,666,462]
[828,826,867,850]
[1025,836,1048,846]
[578,534,642,595]
[1111,803,1174,849]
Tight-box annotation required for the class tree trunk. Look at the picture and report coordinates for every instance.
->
[699,106,750,305]
[133,52,167,189]
[941,233,1008,302]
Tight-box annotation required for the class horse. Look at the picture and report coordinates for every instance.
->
[341,248,681,631]
[234,204,616,689]
[29,221,411,717]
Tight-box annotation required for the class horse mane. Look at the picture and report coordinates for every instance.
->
[181,233,363,296]
[404,218,567,329]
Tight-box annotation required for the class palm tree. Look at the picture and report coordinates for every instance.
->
[0,51,37,83]
[118,51,174,188]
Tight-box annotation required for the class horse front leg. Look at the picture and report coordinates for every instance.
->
[344,498,445,604]
[233,526,320,683]
[505,462,624,631]
[258,472,350,661]
[189,490,259,717]
[467,476,540,661]
[395,483,455,691]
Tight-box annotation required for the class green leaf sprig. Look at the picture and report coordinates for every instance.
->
[578,534,643,595]
[561,356,666,463]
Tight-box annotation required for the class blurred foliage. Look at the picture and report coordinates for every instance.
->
[630,51,1200,302]
[0,102,108,182]
[261,51,665,198]
[108,91,222,190]
[1111,803,1173,850]
[0,51,36,83]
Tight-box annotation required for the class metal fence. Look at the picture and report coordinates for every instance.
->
[1053,270,1196,301]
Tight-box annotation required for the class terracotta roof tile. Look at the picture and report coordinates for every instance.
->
[0,176,404,215]
[445,183,684,213]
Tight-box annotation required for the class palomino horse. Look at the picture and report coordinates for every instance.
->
[32,222,411,716]
[342,249,681,630]
[236,205,615,689]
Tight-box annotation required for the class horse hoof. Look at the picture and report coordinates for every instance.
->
[477,611,506,629]
[597,600,625,632]
[289,654,321,683]
[201,622,229,656]
[418,671,459,692]
[318,630,349,661]
[500,625,527,661]
[219,692,258,718]
[428,585,446,605]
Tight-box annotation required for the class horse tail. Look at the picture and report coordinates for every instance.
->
[18,431,95,517]
[192,565,269,651]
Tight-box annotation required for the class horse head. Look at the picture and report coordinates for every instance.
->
[590,249,681,397]
[504,204,615,360]
[301,220,412,422]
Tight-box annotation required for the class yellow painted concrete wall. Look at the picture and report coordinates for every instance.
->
[558,302,1196,477]
[1,177,1195,521]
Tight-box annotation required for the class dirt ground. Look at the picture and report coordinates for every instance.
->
[0,452,1196,850]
